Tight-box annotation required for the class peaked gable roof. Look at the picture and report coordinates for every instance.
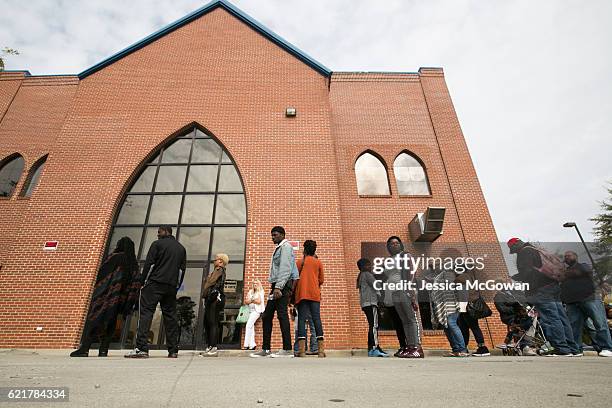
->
[78,0,331,79]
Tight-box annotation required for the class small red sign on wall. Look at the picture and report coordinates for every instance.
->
[43,241,59,251]
[288,241,299,251]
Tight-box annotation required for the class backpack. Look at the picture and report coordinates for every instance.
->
[530,247,567,282]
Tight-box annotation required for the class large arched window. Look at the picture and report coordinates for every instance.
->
[103,127,246,349]
[393,152,431,195]
[0,154,25,197]
[21,155,47,197]
[355,152,390,195]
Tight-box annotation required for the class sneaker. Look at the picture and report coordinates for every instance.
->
[368,348,388,357]
[250,349,271,358]
[598,350,612,357]
[204,346,212,353]
[444,351,469,357]
[521,346,537,356]
[472,346,491,357]
[270,349,294,358]
[376,346,389,356]
[124,348,149,358]
[393,348,406,357]
[399,346,425,359]
[544,353,572,357]
[206,347,218,356]
[572,352,584,357]
[168,352,178,358]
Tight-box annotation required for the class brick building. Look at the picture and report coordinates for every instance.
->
[0,0,508,350]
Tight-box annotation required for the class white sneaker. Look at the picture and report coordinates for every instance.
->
[250,349,271,358]
[572,352,584,357]
[206,346,218,356]
[270,349,294,358]
[598,350,612,357]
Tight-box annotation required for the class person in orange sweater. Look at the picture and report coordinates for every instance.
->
[294,240,326,357]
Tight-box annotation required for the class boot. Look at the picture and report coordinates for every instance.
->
[317,337,326,358]
[70,344,91,357]
[296,338,306,357]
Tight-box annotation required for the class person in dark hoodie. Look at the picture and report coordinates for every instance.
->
[382,236,423,358]
[561,251,612,357]
[507,237,579,356]
[125,226,187,359]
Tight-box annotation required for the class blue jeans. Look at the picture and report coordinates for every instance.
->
[533,299,579,354]
[444,312,467,353]
[297,300,324,341]
[566,299,612,352]
[293,311,317,353]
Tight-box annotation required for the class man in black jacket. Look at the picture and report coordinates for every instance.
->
[508,238,579,356]
[125,226,187,358]
[561,251,612,357]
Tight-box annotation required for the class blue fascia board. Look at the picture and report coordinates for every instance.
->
[1,70,32,76]
[78,0,331,79]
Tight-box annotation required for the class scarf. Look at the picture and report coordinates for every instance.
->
[430,269,460,328]
[202,266,225,298]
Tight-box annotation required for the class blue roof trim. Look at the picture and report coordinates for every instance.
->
[78,0,331,79]
[1,70,31,76]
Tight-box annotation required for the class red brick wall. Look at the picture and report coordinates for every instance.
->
[0,8,350,349]
[0,9,507,350]
[329,71,507,349]
[0,74,80,347]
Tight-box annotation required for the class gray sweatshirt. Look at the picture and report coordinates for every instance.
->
[358,271,380,308]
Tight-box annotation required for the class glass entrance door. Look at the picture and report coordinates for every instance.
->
[92,126,247,351]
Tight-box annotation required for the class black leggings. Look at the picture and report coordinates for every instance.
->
[205,298,224,347]
[458,312,485,346]
[362,306,379,350]
[386,306,407,349]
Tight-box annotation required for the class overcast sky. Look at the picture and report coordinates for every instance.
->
[2,0,610,242]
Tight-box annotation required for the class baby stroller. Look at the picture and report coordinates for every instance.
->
[493,290,552,356]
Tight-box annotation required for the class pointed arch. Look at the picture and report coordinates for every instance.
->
[393,151,431,195]
[0,153,25,198]
[20,154,48,197]
[100,125,247,349]
[354,151,390,196]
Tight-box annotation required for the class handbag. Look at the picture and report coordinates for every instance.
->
[236,305,250,324]
[467,296,492,320]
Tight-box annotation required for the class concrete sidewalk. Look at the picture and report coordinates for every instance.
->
[0,349,610,408]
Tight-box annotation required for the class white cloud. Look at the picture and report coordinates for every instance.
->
[2,0,610,242]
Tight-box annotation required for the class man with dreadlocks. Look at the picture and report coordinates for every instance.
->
[71,236,141,357]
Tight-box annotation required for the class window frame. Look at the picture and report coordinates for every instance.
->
[354,150,392,197]
[0,153,26,198]
[393,151,432,197]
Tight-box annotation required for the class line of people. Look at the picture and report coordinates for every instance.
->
[508,238,612,357]
[70,227,611,359]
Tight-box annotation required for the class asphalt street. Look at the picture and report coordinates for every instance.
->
[0,349,610,408]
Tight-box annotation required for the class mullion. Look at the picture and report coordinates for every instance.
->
[204,146,224,279]
[114,223,246,228]
[176,131,196,240]
[126,191,243,195]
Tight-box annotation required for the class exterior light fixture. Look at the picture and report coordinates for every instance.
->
[285,107,296,117]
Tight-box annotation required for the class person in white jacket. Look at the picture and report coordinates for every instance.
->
[243,280,265,350]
